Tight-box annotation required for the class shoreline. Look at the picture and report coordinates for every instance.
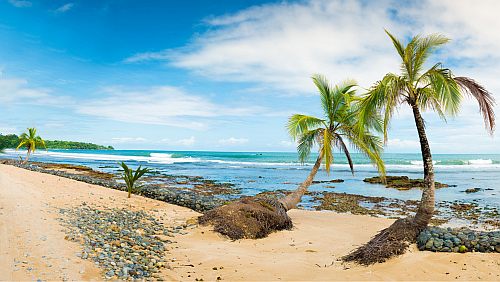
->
[1,158,498,231]
[0,163,499,281]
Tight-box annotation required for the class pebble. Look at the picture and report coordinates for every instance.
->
[59,205,189,280]
[418,226,500,253]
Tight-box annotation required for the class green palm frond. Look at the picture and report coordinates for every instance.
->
[413,34,450,78]
[322,129,333,174]
[358,73,402,142]
[297,129,321,163]
[312,74,334,120]
[287,114,325,141]
[16,128,46,159]
[420,67,462,116]
[385,29,405,61]
[288,75,386,178]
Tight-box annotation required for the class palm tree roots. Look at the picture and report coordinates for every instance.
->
[342,217,422,265]
[198,197,292,240]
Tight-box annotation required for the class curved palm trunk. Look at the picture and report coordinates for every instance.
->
[410,103,435,228]
[279,154,323,211]
[24,149,31,164]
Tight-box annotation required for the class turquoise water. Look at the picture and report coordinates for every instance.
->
[2,149,500,209]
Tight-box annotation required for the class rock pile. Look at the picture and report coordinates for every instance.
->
[417,226,500,253]
[59,205,192,280]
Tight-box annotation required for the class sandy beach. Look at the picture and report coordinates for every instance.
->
[1,163,499,281]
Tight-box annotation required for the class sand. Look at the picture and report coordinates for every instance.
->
[0,164,499,281]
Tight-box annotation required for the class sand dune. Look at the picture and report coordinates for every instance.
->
[0,164,499,281]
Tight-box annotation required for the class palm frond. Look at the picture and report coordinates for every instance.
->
[413,34,450,78]
[287,114,325,141]
[322,129,333,174]
[358,73,403,142]
[385,29,405,61]
[312,74,335,120]
[335,134,354,175]
[454,76,496,134]
[420,67,462,116]
[297,129,321,163]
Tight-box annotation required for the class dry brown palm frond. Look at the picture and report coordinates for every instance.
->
[454,76,496,134]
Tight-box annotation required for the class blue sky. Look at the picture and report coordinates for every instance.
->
[0,0,499,152]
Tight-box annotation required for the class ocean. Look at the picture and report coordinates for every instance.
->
[2,149,499,210]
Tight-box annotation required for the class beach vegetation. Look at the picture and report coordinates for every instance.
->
[344,31,496,265]
[199,75,386,239]
[120,162,150,198]
[279,74,386,210]
[16,128,46,163]
[0,134,113,150]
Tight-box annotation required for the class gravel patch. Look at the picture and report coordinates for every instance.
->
[58,204,193,280]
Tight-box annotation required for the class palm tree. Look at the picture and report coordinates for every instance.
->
[120,162,150,198]
[199,75,386,240]
[279,74,386,211]
[16,128,46,163]
[345,31,495,264]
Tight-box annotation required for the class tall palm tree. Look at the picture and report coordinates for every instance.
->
[279,74,386,211]
[346,31,495,264]
[16,128,46,163]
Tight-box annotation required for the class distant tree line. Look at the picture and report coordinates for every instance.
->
[0,134,114,150]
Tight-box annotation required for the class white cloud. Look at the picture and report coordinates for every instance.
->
[127,0,403,93]
[279,140,296,148]
[218,137,249,145]
[125,0,500,109]
[77,86,260,129]
[177,136,196,146]
[125,51,170,63]
[8,0,32,8]
[0,77,72,106]
[111,137,147,144]
[386,138,420,150]
[54,3,75,13]
[0,126,18,135]
[161,136,196,146]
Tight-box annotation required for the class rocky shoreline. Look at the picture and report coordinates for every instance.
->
[0,159,224,212]
[2,159,499,255]
[418,227,500,253]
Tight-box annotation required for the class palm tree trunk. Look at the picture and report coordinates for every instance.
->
[279,154,323,211]
[24,150,31,164]
[410,103,435,228]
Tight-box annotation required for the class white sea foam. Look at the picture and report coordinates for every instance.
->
[410,160,438,166]
[3,150,200,164]
[3,149,499,170]
[466,159,493,165]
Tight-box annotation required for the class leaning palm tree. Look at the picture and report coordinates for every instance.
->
[279,74,386,211]
[16,128,46,163]
[199,75,386,240]
[344,31,495,265]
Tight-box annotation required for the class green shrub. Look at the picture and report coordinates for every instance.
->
[120,162,150,198]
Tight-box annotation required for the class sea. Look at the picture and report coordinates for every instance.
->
[2,149,499,210]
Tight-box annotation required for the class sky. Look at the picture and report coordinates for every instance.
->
[0,0,499,153]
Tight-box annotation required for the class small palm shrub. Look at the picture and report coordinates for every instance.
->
[120,162,150,198]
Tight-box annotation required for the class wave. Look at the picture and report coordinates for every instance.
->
[3,149,500,170]
[410,160,438,166]
[466,159,492,165]
[3,150,200,165]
